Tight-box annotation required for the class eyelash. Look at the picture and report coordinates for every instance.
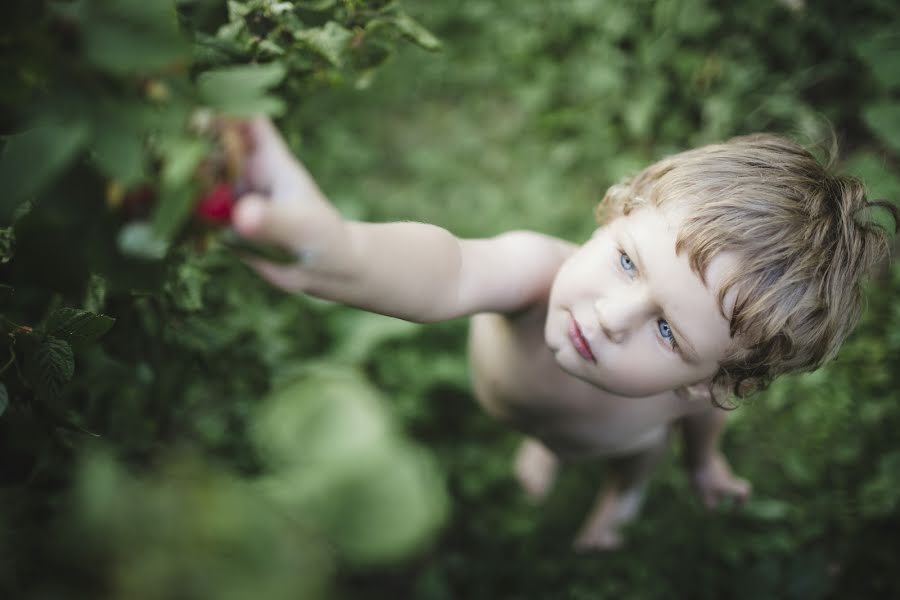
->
[616,250,681,354]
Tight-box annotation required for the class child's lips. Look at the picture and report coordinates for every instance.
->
[568,316,597,363]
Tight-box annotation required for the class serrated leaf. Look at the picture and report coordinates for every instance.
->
[165,259,209,311]
[25,337,75,406]
[389,13,441,52]
[0,120,90,224]
[46,308,115,343]
[197,62,287,116]
[296,21,354,66]
[226,0,252,20]
[862,102,900,154]
[0,383,8,417]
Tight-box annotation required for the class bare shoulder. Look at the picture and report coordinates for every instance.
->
[456,230,577,316]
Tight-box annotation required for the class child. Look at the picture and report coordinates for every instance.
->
[229,118,897,550]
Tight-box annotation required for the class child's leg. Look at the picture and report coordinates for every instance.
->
[514,437,560,501]
[573,430,670,551]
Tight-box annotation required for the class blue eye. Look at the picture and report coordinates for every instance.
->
[619,252,635,272]
[657,320,672,339]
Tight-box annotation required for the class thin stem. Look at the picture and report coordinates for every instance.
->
[0,347,15,376]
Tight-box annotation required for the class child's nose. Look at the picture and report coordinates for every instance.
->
[594,290,652,343]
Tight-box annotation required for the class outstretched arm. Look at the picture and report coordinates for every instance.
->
[231,118,572,322]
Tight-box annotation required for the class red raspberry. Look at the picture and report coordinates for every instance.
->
[195,183,236,225]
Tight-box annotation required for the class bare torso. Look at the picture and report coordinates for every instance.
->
[468,305,703,461]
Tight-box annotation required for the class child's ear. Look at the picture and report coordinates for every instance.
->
[591,227,605,239]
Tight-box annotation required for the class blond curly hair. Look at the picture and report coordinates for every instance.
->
[597,134,899,403]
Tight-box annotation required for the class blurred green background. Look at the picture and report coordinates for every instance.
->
[291,1,900,597]
[2,1,900,598]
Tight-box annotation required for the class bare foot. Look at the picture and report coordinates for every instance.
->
[513,438,559,502]
[573,485,644,552]
[690,452,751,509]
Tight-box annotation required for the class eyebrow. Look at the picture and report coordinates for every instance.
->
[623,230,702,363]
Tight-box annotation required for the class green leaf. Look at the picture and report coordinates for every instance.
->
[197,62,287,116]
[295,0,336,10]
[252,366,392,468]
[388,13,441,52]
[164,259,210,311]
[843,152,900,202]
[71,0,191,74]
[743,498,791,521]
[226,0,252,20]
[149,136,208,242]
[0,383,8,417]
[118,222,169,260]
[25,337,75,406]
[46,308,115,343]
[853,33,900,90]
[159,136,209,189]
[0,227,14,263]
[82,273,108,314]
[91,113,146,185]
[295,21,354,67]
[199,63,287,99]
[253,365,447,563]
[152,183,197,242]
[862,102,900,154]
[0,120,90,224]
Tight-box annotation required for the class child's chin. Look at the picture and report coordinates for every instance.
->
[554,352,600,384]
[564,365,658,398]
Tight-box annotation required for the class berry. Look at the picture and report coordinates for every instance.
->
[195,183,236,225]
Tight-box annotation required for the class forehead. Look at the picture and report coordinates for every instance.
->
[610,207,737,358]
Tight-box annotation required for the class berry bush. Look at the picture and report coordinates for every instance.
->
[3,1,900,599]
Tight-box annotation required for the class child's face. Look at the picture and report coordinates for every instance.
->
[545,205,737,397]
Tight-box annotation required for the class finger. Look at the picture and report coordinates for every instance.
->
[239,128,321,208]
[232,194,268,238]
[233,193,309,251]
[246,115,295,163]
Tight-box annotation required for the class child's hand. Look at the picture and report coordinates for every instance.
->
[229,117,349,290]
[689,452,751,509]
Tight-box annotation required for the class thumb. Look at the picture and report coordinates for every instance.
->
[233,193,305,251]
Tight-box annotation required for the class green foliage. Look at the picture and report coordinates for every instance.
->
[3,0,900,598]
[253,365,447,564]
[73,449,331,600]
[285,0,900,597]
[1,1,443,598]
